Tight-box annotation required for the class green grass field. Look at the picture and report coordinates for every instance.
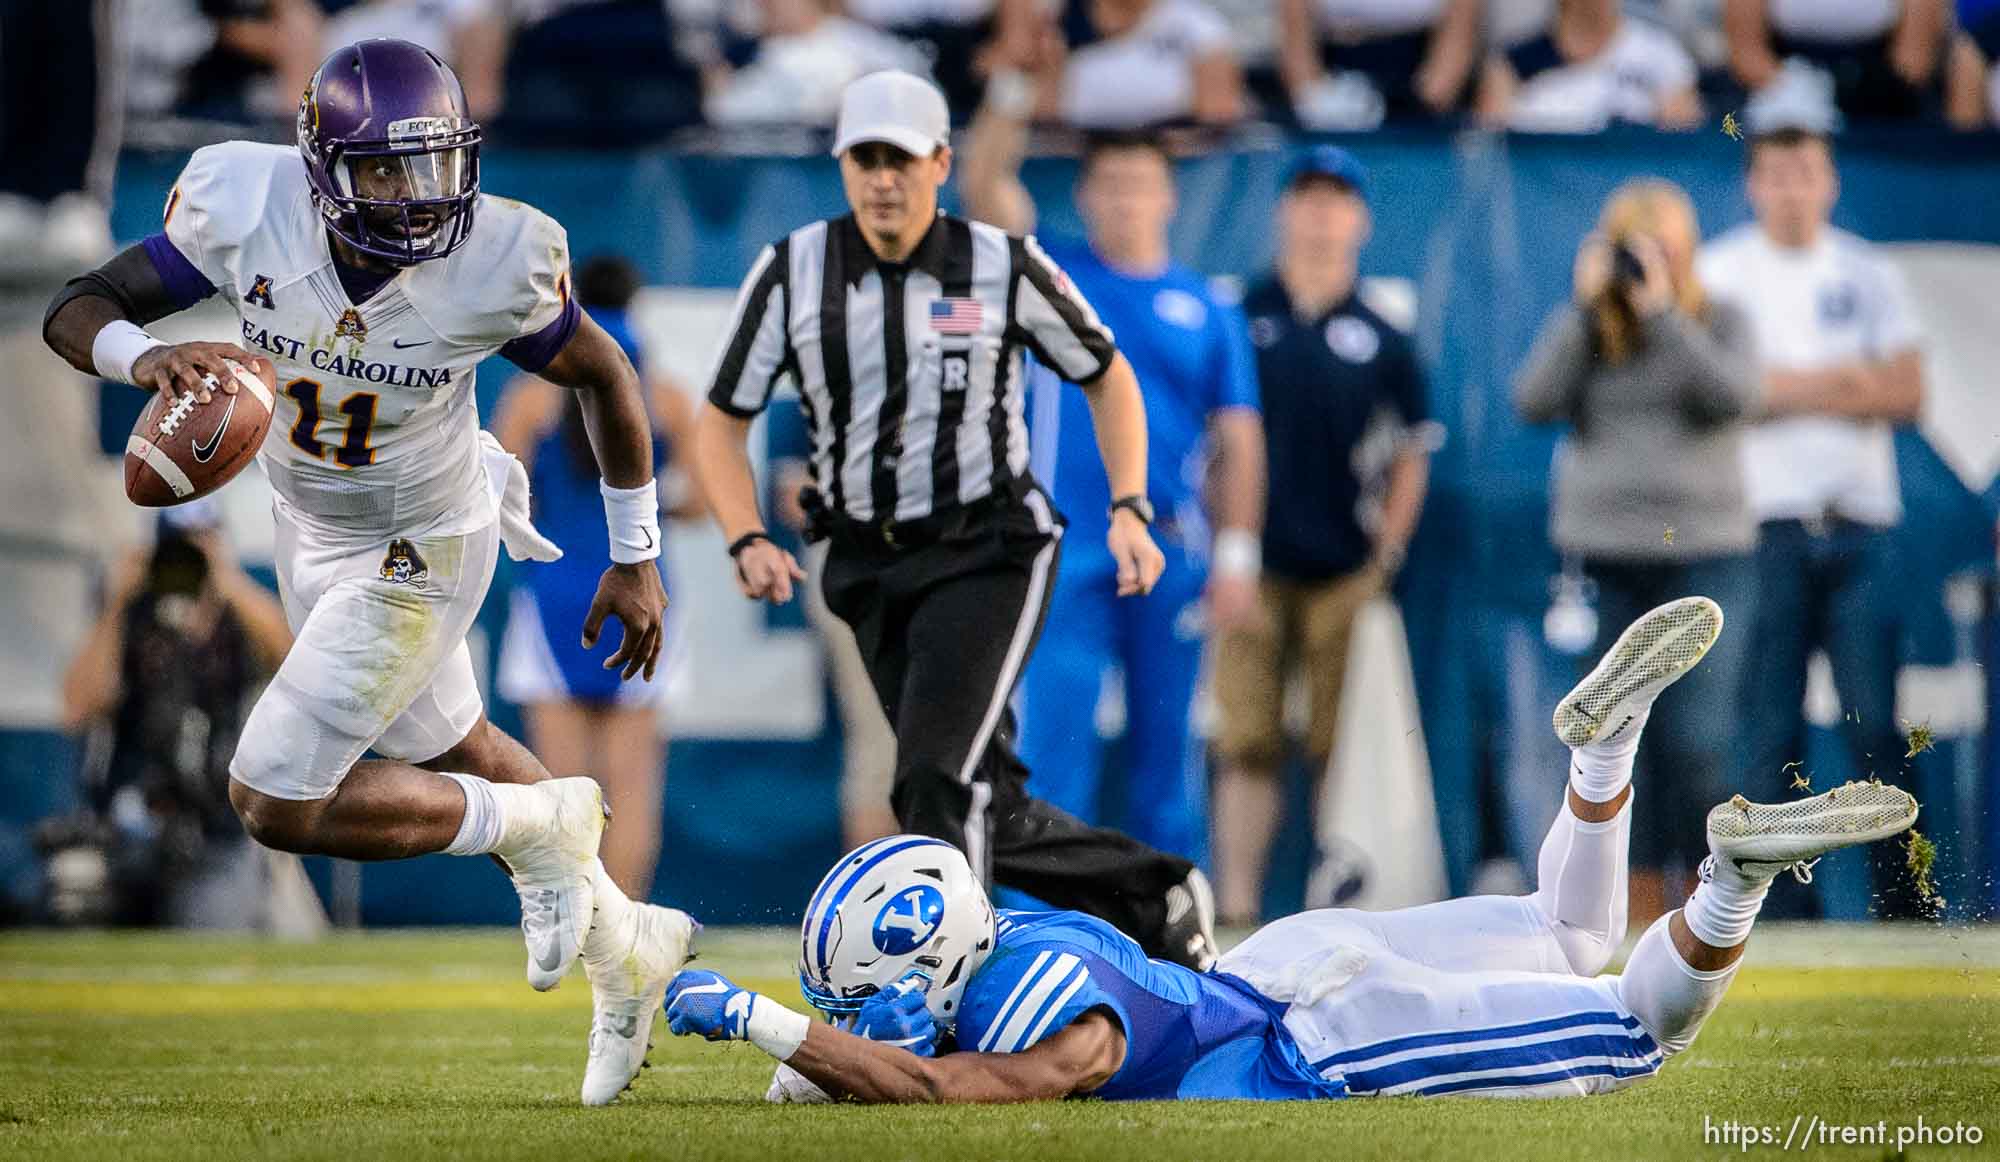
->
[3,925,1996,1161]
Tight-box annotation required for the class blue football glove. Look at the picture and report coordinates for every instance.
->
[665,969,757,1042]
[849,973,939,1057]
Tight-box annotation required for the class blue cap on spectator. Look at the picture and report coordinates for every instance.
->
[1285,146,1368,200]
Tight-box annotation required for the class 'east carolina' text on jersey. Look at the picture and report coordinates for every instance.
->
[706,213,1115,524]
[153,141,575,544]
[953,909,1345,1101]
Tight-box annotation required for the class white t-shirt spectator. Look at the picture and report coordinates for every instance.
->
[1766,0,1901,42]
[1697,224,1923,526]
[1504,19,1697,131]
[1060,0,1232,128]
[323,0,493,60]
[1312,0,1445,39]
[705,17,930,125]
[845,0,995,22]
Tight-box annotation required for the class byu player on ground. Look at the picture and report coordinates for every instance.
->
[665,597,1919,1102]
[43,39,690,1105]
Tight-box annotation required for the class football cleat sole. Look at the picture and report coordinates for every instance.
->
[1703,781,1919,883]
[1554,596,1723,749]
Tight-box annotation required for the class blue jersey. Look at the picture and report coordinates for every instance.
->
[953,909,1344,1102]
[1028,238,1258,548]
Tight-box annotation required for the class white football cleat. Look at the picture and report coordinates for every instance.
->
[1553,596,1723,749]
[495,776,607,991]
[580,896,697,1106]
[1701,781,1919,886]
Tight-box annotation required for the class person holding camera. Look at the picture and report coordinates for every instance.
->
[55,504,293,926]
[1513,179,1761,933]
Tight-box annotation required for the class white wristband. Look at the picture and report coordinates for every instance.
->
[92,320,166,385]
[601,479,662,564]
[986,69,1036,119]
[1213,528,1261,579]
[746,995,812,1061]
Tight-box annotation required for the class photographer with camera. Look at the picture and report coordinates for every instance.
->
[52,503,293,927]
[1512,179,1761,934]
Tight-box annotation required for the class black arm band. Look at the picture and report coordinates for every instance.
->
[42,242,181,344]
[728,531,773,559]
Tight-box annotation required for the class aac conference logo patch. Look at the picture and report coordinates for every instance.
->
[870,885,945,956]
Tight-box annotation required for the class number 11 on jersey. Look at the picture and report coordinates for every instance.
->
[285,378,379,468]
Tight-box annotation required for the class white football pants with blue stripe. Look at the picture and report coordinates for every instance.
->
[1217,800,1735,1097]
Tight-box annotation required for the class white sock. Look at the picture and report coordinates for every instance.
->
[1568,708,1647,803]
[1531,799,1632,976]
[1614,913,1739,1054]
[1681,859,1770,949]
[439,771,503,856]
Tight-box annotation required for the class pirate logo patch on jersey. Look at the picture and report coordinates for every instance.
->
[379,538,429,586]
[243,275,276,310]
[336,308,367,340]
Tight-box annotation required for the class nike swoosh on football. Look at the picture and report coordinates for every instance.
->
[191,394,237,463]
[392,338,432,349]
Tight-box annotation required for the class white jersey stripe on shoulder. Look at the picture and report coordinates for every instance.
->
[987,952,1079,1055]
[1010,964,1090,1053]
[977,949,1052,1053]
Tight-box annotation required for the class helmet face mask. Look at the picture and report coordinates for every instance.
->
[798,837,996,1032]
[299,40,482,266]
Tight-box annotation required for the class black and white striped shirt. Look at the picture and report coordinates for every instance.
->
[707,213,1116,524]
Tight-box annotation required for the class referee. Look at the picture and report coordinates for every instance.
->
[691,71,1217,970]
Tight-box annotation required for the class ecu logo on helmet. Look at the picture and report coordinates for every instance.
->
[379,538,429,585]
[336,308,367,340]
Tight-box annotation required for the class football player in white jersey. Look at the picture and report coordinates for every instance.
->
[43,39,691,1105]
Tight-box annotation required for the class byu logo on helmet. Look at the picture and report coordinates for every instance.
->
[871,885,944,956]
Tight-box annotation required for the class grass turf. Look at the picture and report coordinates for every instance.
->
[2,926,1996,1161]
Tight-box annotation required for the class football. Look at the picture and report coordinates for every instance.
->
[123,359,277,507]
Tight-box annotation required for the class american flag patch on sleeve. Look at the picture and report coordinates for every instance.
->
[929,298,984,334]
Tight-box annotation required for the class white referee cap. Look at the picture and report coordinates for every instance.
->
[832,71,950,159]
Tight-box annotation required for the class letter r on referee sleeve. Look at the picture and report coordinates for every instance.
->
[707,241,793,417]
[1010,236,1116,384]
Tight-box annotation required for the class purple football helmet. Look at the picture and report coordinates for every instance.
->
[298,39,481,265]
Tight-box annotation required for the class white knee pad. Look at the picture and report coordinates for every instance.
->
[230,679,361,802]
[1613,914,1738,1055]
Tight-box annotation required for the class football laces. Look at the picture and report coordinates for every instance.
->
[158,391,198,438]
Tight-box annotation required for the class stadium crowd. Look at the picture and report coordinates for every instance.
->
[83,0,2000,140]
[0,1,1988,933]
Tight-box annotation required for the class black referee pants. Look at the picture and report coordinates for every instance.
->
[819,491,1195,957]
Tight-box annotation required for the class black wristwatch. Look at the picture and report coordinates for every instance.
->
[1109,494,1155,526]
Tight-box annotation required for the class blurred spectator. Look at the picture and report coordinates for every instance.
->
[767,397,901,849]
[501,0,703,143]
[53,506,293,927]
[121,0,323,126]
[703,0,931,126]
[1040,0,1245,128]
[1944,0,2000,127]
[1212,148,1436,925]
[1697,121,1927,918]
[1513,179,1760,932]
[964,101,1265,866]
[490,255,701,898]
[0,0,117,275]
[1477,0,1703,132]
[320,1,508,120]
[1724,0,1946,122]
[1277,0,1483,128]
[843,0,1041,116]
